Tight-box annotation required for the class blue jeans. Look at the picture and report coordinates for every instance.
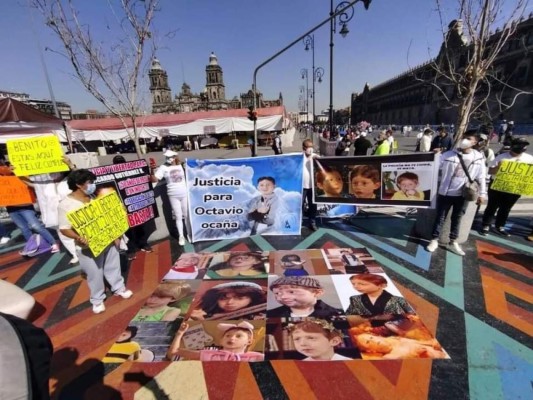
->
[0,223,7,238]
[7,206,56,246]
[431,194,467,241]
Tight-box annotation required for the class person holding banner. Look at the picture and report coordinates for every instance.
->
[480,137,533,237]
[152,150,190,246]
[58,169,133,314]
[426,132,486,256]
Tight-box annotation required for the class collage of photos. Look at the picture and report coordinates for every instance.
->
[312,154,438,208]
[103,249,449,363]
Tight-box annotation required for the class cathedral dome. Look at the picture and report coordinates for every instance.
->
[151,58,163,70]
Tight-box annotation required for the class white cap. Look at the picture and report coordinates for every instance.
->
[508,121,514,124]
[164,150,178,157]
[360,131,368,137]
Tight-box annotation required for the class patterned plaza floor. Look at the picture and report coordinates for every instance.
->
[1,211,531,400]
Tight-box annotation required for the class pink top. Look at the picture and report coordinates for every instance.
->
[199,350,264,362]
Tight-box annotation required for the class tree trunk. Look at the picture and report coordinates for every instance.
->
[454,80,480,144]
[131,119,142,158]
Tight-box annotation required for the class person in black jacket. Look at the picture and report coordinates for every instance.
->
[430,128,453,153]
[353,132,373,156]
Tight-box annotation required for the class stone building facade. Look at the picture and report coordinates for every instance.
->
[351,16,533,126]
[149,52,283,113]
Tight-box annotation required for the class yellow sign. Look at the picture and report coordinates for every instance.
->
[491,160,533,196]
[7,135,69,176]
[67,192,129,257]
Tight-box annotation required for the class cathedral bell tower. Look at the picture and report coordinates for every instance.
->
[149,58,172,113]
[205,52,226,107]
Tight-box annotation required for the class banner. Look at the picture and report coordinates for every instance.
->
[67,191,129,257]
[186,154,304,242]
[7,135,69,176]
[490,160,533,196]
[0,176,34,206]
[312,153,439,209]
[89,159,159,227]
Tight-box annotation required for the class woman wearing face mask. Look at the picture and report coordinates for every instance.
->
[152,150,190,246]
[58,169,133,314]
[426,132,487,256]
[480,137,533,237]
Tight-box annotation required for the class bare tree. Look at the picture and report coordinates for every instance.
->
[31,0,159,157]
[422,0,530,142]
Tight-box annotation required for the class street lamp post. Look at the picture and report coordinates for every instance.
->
[303,34,325,128]
[301,68,309,123]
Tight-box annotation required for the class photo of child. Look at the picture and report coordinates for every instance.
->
[391,172,425,200]
[188,280,267,320]
[267,276,343,318]
[205,251,269,279]
[348,315,449,360]
[247,176,282,235]
[166,320,265,362]
[322,248,384,274]
[132,281,191,322]
[343,274,416,316]
[163,253,210,280]
[288,318,354,361]
[315,166,346,198]
[280,254,309,276]
[102,326,155,363]
[340,249,368,274]
[349,165,381,199]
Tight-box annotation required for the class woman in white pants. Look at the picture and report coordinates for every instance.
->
[152,150,190,246]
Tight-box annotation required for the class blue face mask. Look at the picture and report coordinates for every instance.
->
[84,183,96,195]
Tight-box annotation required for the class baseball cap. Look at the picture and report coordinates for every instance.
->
[164,150,178,157]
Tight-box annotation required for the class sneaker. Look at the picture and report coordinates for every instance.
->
[449,241,465,256]
[115,289,133,299]
[495,227,511,237]
[426,239,439,252]
[178,236,185,246]
[51,244,60,253]
[0,236,10,245]
[309,222,318,231]
[479,226,489,236]
[140,245,153,253]
[69,256,79,264]
[527,234,533,242]
[92,303,105,314]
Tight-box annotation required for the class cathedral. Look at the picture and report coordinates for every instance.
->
[149,52,283,114]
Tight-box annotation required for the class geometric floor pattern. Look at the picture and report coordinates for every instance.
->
[1,212,532,400]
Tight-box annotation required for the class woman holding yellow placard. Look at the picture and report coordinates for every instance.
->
[57,169,133,314]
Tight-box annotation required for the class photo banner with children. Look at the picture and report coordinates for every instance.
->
[312,153,439,209]
[102,249,449,363]
[0,176,35,206]
[7,135,69,176]
[186,154,304,242]
[67,191,130,257]
[490,160,533,196]
[89,159,159,227]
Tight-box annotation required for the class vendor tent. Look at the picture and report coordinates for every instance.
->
[68,106,290,141]
[0,98,66,143]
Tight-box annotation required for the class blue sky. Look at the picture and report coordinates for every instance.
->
[1,0,529,114]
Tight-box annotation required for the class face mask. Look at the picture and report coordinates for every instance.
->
[459,139,473,149]
[510,146,526,154]
[84,183,96,195]
[166,157,175,164]
[304,148,313,155]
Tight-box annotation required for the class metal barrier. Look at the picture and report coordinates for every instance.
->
[318,136,337,156]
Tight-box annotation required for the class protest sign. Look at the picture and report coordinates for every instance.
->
[490,160,533,196]
[0,176,35,206]
[67,191,129,257]
[7,135,69,176]
[89,159,158,227]
[312,153,439,208]
[186,154,304,242]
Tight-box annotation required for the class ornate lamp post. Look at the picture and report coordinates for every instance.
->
[303,34,325,126]
[301,68,309,123]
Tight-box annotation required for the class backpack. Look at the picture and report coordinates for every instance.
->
[19,234,52,257]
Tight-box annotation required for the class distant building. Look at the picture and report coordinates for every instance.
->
[351,16,533,126]
[0,89,72,120]
[149,52,283,114]
[72,109,113,120]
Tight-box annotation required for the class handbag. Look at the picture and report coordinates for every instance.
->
[457,153,480,201]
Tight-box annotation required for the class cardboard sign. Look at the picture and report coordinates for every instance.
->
[7,135,69,176]
[89,159,158,227]
[491,160,533,196]
[0,176,34,206]
[67,191,129,257]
